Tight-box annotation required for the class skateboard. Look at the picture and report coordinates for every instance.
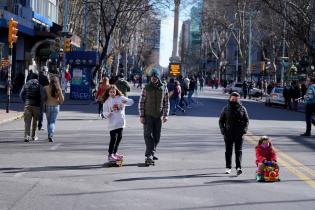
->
[145,158,155,167]
[106,159,123,167]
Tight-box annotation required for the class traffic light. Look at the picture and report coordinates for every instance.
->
[64,38,71,52]
[54,37,61,51]
[8,18,18,48]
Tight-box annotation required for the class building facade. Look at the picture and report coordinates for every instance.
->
[0,0,61,90]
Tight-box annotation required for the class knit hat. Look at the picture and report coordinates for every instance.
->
[148,68,161,79]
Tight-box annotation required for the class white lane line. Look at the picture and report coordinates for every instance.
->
[14,172,26,178]
[50,143,62,151]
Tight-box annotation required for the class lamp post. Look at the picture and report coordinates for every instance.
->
[280,0,287,87]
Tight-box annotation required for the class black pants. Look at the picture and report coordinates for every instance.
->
[224,133,243,169]
[98,101,103,114]
[144,116,162,157]
[305,103,315,134]
[108,128,123,154]
[38,104,45,129]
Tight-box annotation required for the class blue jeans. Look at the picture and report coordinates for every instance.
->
[46,105,60,138]
[171,97,180,114]
[188,90,194,106]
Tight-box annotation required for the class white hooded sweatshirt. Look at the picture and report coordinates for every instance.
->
[103,96,134,131]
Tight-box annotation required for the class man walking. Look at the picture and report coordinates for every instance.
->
[139,68,169,165]
[20,73,44,142]
[219,92,249,175]
[38,68,49,130]
[115,73,130,96]
[301,78,315,136]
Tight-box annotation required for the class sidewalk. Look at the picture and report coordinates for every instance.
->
[0,109,23,124]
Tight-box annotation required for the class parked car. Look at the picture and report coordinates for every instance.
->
[265,87,285,107]
[225,82,262,97]
[249,88,263,98]
[224,82,243,94]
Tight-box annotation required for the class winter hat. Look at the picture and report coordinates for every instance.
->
[148,68,161,79]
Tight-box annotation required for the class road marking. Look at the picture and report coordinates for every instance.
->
[50,143,62,151]
[14,172,26,178]
[244,133,315,189]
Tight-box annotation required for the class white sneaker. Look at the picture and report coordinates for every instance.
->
[32,136,38,141]
[225,168,231,174]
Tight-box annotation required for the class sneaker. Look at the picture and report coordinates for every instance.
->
[300,132,311,137]
[114,153,124,160]
[153,156,159,160]
[108,154,118,162]
[24,136,30,142]
[32,136,38,141]
[187,106,192,109]
[38,127,45,131]
[48,137,54,142]
[236,168,242,176]
[181,109,186,113]
[145,156,154,165]
[225,168,231,174]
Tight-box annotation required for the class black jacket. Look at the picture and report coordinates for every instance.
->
[20,79,43,107]
[219,102,249,135]
[38,72,49,87]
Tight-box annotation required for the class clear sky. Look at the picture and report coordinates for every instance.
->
[160,17,182,67]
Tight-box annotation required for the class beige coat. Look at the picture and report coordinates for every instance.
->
[44,86,64,105]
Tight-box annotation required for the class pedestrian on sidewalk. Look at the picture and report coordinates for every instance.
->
[139,68,169,165]
[167,78,176,115]
[96,77,110,118]
[255,136,279,181]
[301,78,315,136]
[171,80,185,115]
[187,77,196,108]
[242,81,248,99]
[20,73,44,142]
[219,92,249,175]
[44,76,64,142]
[102,85,134,162]
[199,76,205,92]
[137,75,143,89]
[179,76,188,108]
[115,73,130,96]
[291,81,300,111]
[283,82,292,110]
[38,68,49,131]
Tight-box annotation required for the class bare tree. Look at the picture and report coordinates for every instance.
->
[262,0,315,67]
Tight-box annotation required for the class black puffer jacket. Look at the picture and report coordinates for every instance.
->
[20,79,43,107]
[38,72,49,87]
[219,102,249,135]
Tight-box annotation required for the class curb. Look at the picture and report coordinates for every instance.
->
[0,113,24,125]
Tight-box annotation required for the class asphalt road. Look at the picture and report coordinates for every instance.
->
[0,87,314,210]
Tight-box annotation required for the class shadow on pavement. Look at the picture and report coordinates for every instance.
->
[114,173,227,182]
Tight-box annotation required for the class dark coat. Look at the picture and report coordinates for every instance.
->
[219,102,249,136]
[38,72,49,87]
[19,79,43,107]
